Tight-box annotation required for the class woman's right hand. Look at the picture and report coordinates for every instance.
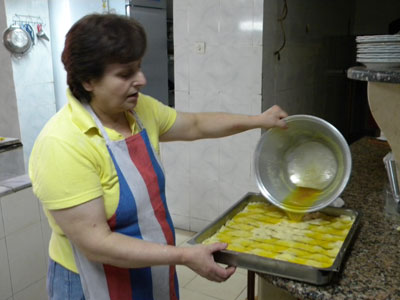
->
[181,243,236,282]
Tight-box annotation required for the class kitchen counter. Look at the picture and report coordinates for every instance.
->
[258,136,400,299]
[347,66,400,83]
[0,138,26,182]
[0,174,31,197]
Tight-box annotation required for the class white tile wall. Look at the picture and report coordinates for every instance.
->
[173,45,190,91]
[0,238,12,300]
[4,0,57,165]
[253,0,265,45]
[170,214,190,230]
[187,0,220,45]
[165,163,190,216]
[16,82,57,166]
[219,0,254,46]
[13,278,46,300]
[166,0,264,232]
[0,204,4,240]
[185,270,247,300]
[189,176,220,222]
[0,188,49,300]
[219,134,252,182]
[39,199,52,261]
[189,139,219,183]
[167,0,385,232]
[0,0,20,139]
[1,188,40,236]
[7,222,46,294]
[190,217,215,234]
[40,220,52,261]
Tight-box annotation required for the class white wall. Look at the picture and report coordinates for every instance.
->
[49,0,126,111]
[4,0,126,165]
[163,0,264,232]
[4,0,56,167]
[0,187,51,300]
[0,0,20,139]
[165,0,400,232]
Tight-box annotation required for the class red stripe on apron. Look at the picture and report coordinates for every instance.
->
[108,213,117,229]
[104,265,133,300]
[126,135,178,300]
[105,213,132,300]
[126,136,174,246]
[169,266,178,300]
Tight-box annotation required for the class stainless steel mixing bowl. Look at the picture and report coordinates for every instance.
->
[2,25,32,55]
[254,115,352,213]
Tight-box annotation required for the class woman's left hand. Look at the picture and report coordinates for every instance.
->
[257,105,288,130]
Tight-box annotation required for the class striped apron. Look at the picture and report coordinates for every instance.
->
[72,104,179,300]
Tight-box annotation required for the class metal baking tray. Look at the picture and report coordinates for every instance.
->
[187,192,361,285]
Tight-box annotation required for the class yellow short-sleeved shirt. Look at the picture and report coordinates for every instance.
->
[29,90,177,273]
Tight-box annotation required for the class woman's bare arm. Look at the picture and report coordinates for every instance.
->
[160,105,288,142]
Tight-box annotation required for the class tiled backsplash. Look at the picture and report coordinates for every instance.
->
[3,0,57,167]
[0,146,25,182]
[163,0,364,232]
[0,0,20,140]
[0,182,50,300]
[163,0,264,232]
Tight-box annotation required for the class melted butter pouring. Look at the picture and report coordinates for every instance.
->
[283,187,322,221]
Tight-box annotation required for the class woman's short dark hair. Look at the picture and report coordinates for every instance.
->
[61,13,147,102]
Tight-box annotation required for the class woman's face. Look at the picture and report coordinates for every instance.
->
[83,60,147,114]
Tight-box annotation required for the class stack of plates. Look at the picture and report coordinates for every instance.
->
[356,34,400,70]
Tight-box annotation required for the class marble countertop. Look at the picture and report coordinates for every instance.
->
[347,66,400,83]
[259,137,400,299]
[0,174,31,197]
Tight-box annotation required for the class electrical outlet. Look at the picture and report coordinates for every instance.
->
[195,41,206,54]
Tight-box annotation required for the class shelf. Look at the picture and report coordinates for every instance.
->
[347,66,400,83]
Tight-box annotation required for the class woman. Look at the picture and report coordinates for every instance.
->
[29,13,288,300]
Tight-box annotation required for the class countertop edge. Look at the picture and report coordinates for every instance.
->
[347,66,400,83]
[0,174,32,197]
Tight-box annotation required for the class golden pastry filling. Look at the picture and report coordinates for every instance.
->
[202,202,354,268]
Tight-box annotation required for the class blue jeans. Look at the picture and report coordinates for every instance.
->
[47,259,85,300]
